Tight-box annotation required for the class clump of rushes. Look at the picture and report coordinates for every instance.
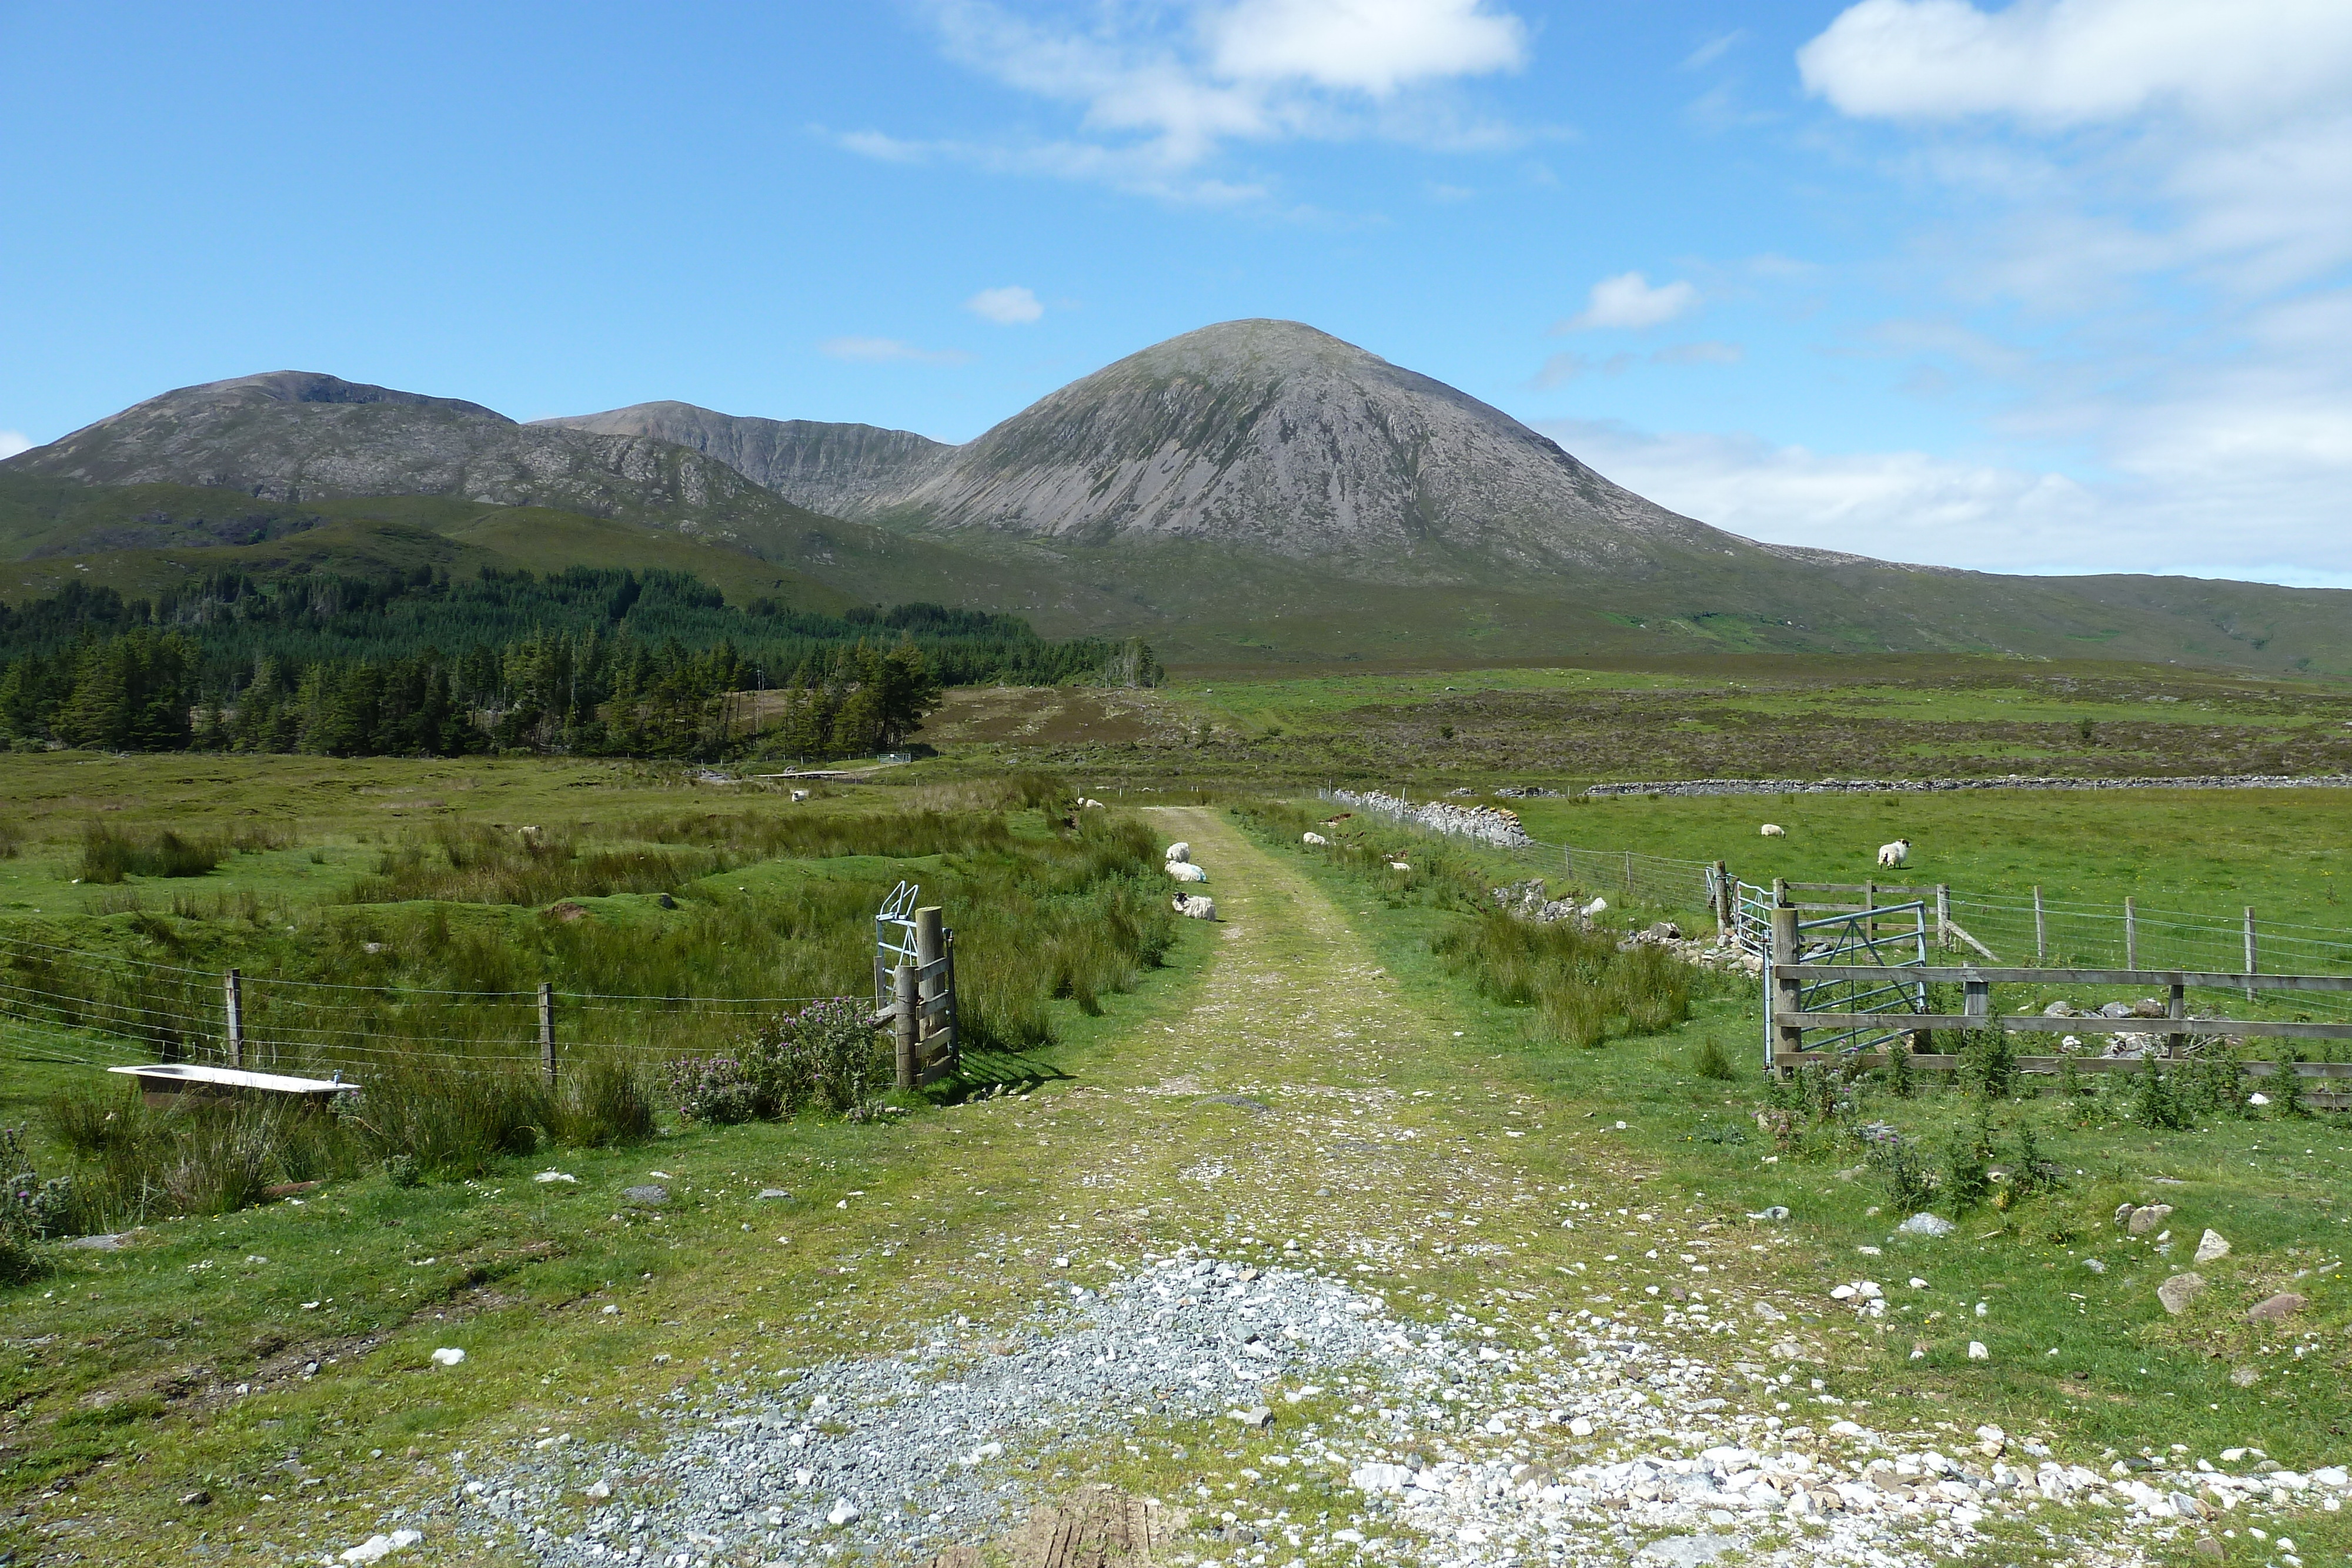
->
[1435,910,1695,1049]
[79,823,225,882]
[1695,1035,1739,1081]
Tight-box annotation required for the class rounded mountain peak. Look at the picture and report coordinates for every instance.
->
[1105,318,1394,380]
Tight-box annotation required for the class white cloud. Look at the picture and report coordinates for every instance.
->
[0,430,30,460]
[1203,0,1528,95]
[1559,272,1698,332]
[843,0,1533,199]
[966,285,1045,325]
[817,337,974,366]
[1798,0,2352,127]
[1541,416,2352,584]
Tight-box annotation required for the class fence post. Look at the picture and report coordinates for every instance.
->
[1623,850,1633,901]
[2033,885,2046,964]
[1768,905,1803,1071]
[2124,897,2137,971]
[539,982,556,1088]
[892,962,919,1090]
[225,968,244,1070]
[1935,885,1952,952]
[1712,861,1730,938]
[2244,907,2258,1004]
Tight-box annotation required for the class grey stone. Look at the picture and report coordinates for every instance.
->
[1635,1534,1737,1566]
[2157,1273,2206,1315]
[63,1233,127,1251]
[2126,1203,2173,1235]
[2193,1229,2230,1264]
[1897,1213,1955,1238]
[2248,1292,2307,1322]
[623,1185,669,1208]
[1195,1095,1271,1114]
[757,1189,792,1201]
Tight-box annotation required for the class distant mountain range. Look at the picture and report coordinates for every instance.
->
[7,322,2348,672]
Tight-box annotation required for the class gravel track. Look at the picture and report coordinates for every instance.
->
[429,810,2333,1568]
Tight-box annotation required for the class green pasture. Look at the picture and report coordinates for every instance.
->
[1502,788,2352,932]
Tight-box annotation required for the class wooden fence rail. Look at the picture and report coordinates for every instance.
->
[1766,917,2352,1105]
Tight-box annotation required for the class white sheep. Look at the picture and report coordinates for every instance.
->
[789,789,811,803]
[1759,824,1785,838]
[1076,797,1106,810]
[1167,861,1208,884]
[1877,838,1912,868]
[1165,842,1191,863]
[1172,893,1217,920]
[1581,896,1608,918]
[1302,832,1328,846]
[1388,861,1411,872]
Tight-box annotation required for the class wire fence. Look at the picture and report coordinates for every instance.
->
[1315,783,2352,1013]
[0,934,840,1084]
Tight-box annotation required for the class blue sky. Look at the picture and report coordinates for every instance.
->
[4,1,2349,584]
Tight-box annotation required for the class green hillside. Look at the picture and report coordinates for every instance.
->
[0,475,856,613]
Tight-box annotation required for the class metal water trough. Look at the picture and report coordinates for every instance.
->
[107,1062,358,1110]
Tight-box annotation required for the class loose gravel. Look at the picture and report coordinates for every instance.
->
[437,1252,2346,1568]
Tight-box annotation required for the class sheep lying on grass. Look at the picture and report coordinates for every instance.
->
[1165,842,1190,863]
[1302,832,1328,846]
[1167,861,1208,884]
[1172,894,1217,920]
[1760,823,1785,837]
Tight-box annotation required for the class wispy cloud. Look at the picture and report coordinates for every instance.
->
[0,430,30,460]
[1556,271,1698,332]
[1681,29,1744,71]
[1779,0,2352,581]
[966,285,1044,325]
[1651,339,1743,366]
[837,0,1536,200]
[818,337,974,366]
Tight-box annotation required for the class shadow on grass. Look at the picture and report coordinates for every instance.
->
[945,1049,1071,1098]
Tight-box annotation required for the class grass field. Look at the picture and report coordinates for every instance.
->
[2,660,2349,1564]
[913,655,2352,793]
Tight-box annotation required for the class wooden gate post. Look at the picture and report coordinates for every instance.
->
[1768,905,1803,1070]
[892,962,920,1089]
[2033,885,2046,964]
[1712,861,1731,939]
[2124,897,2137,971]
[1935,885,1952,952]
[225,968,244,1069]
[538,982,556,1088]
[914,905,955,1080]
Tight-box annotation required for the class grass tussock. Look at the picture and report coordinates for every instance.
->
[79,823,226,882]
[41,1051,662,1231]
[1436,910,1694,1047]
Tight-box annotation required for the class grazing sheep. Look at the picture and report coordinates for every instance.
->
[1167,861,1209,884]
[1877,838,1912,868]
[1165,842,1191,863]
[789,789,811,803]
[1388,861,1411,872]
[1302,832,1328,846]
[1581,896,1608,918]
[1173,894,1217,920]
[1076,797,1106,810]
[1759,823,1785,838]
[516,825,542,837]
